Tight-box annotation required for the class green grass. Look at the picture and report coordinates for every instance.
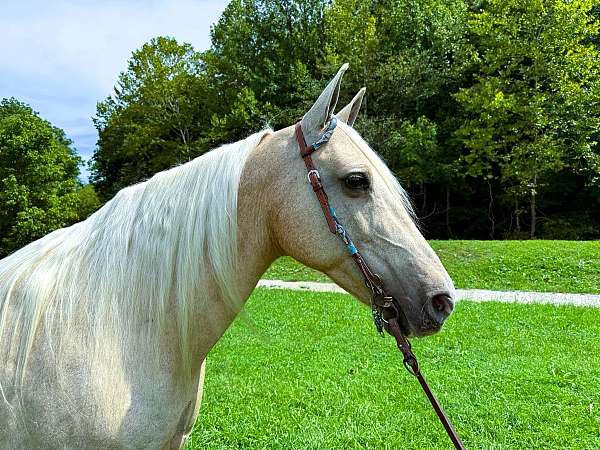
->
[187,289,600,449]
[263,240,600,294]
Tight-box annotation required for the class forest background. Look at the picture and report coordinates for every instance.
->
[2,0,600,256]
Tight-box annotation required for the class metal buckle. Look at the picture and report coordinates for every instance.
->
[307,169,320,183]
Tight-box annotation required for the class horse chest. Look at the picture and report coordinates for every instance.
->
[6,374,199,449]
[78,361,203,449]
[114,382,196,449]
[3,332,204,450]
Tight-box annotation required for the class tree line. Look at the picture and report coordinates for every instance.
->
[0,99,99,256]
[2,0,599,256]
[92,0,600,240]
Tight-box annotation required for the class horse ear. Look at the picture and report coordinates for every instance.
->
[301,63,349,144]
[336,87,366,127]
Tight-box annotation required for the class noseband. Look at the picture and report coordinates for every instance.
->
[295,118,466,450]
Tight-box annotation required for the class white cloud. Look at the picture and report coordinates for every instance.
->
[0,0,228,180]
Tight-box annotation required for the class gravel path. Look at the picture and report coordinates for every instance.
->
[257,279,600,308]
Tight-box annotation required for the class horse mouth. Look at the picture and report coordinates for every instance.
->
[419,316,444,335]
[382,302,412,337]
[381,298,445,338]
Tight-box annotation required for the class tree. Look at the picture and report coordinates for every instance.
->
[92,3,332,199]
[88,0,600,239]
[455,0,600,237]
[323,0,471,235]
[0,98,84,256]
[92,37,214,199]
[322,0,378,101]
[206,0,330,129]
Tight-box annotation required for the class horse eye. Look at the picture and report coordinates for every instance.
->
[344,173,370,190]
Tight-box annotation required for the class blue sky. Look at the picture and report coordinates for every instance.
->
[0,0,228,181]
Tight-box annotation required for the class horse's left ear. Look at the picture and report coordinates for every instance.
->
[301,63,349,144]
[336,87,366,127]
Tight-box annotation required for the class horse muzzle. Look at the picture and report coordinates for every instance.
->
[385,293,454,337]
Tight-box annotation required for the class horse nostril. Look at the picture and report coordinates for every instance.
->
[431,294,454,319]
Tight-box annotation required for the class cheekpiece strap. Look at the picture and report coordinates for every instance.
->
[295,117,382,288]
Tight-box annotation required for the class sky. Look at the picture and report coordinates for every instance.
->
[0,0,228,181]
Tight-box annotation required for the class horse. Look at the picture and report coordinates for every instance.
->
[0,64,455,449]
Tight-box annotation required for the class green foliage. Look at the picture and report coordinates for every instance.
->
[323,0,378,90]
[540,214,600,240]
[206,0,330,129]
[0,98,86,256]
[187,289,600,449]
[89,0,600,239]
[455,0,600,235]
[75,184,101,219]
[91,3,333,201]
[373,0,472,117]
[92,37,215,199]
[210,0,328,89]
[381,117,460,186]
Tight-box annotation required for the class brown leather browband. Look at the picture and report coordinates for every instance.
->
[295,120,466,450]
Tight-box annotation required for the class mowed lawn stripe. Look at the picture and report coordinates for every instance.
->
[263,240,600,294]
[187,289,600,449]
[257,280,600,307]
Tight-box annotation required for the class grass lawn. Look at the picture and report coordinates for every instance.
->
[187,289,600,449]
[263,240,600,294]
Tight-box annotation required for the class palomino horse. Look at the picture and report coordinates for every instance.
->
[0,64,455,449]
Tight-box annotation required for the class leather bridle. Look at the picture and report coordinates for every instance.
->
[295,118,466,450]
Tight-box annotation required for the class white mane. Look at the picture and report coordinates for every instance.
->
[0,130,271,386]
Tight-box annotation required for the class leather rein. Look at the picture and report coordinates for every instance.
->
[295,118,466,450]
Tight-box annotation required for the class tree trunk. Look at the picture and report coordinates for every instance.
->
[445,186,452,238]
[530,175,537,238]
[515,198,520,232]
[487,179,495,239]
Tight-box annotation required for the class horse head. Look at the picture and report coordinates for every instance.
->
[264,64,456,337]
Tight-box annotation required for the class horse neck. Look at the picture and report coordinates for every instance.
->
[184,131,286,363]
[234,132,285,299]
